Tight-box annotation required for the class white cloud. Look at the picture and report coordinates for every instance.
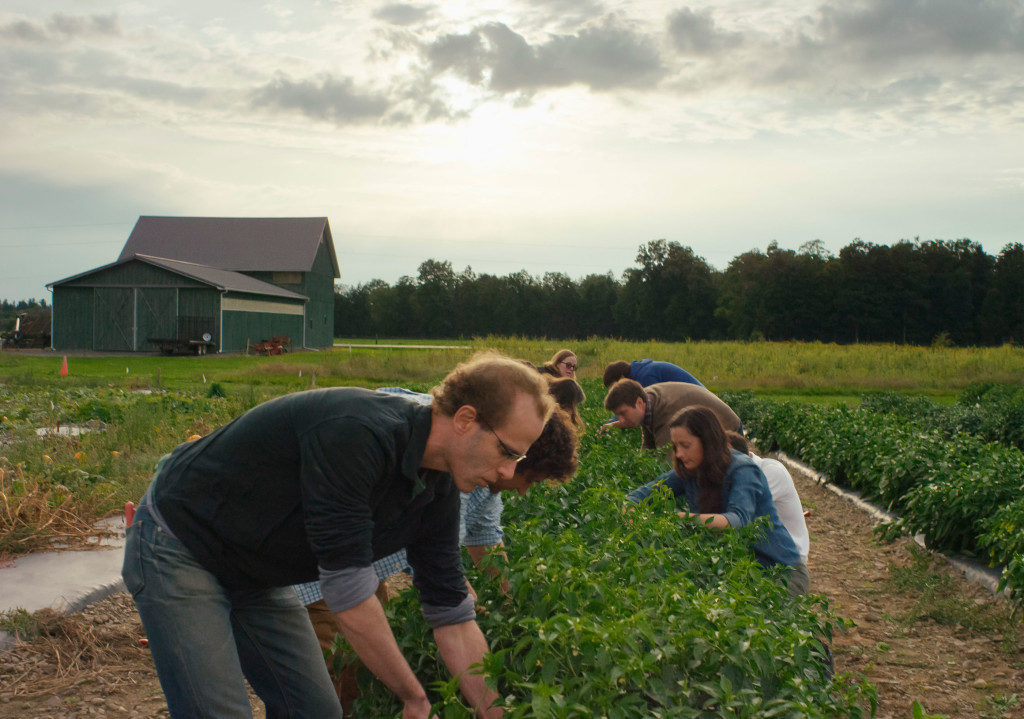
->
[0,12,121,43]
[814,0,1024,60]
[424,16,666,96]
[667,7,743,55]
[373,3,437,27]
[251,74,394,124]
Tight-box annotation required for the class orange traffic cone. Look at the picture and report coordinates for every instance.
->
[60,356,68,376]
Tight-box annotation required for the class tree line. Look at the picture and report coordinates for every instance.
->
[334,238,1024,346]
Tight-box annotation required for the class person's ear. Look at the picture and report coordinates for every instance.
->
[452,405,479,436]
[635,397,645,411]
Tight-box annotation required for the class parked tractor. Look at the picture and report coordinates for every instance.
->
[0,312,52,349]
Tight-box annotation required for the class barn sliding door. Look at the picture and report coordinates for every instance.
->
[136,288,178,350]
[93,288,133,351]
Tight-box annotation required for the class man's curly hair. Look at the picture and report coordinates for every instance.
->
[516,407,578,484]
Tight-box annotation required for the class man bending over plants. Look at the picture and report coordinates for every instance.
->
[121,352,554,719]
[602,358,704,389]
[295,388,580,714]
[600,378,742,449]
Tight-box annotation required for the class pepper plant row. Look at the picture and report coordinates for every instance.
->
[858,383,1024,453]
[722,391,1024,607]
[350,395,877,718]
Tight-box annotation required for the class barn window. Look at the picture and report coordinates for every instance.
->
[273,271,302,284]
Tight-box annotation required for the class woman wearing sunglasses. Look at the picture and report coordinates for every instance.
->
[537,349,578,379]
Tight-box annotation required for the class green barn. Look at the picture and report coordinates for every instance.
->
[48,217,339,354]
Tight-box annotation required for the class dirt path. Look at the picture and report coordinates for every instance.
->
[790,459,1024,719]
[0,462,1022,718]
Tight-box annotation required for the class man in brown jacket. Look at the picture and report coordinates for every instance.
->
[602,379,742,449]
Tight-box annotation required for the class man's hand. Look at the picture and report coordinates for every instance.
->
[465,578,490,614]
[336,595,430,712]
[467,544,510,597]
[434,621,504,718]
[402,696,436,719]
[597,418,628,434]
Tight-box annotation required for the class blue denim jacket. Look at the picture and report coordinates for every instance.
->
[626,450,801,569]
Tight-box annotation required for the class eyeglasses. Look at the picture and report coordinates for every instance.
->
[559,361,578,371]
[479,417,527,463]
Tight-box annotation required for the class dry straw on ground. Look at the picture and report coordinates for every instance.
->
[0,597,141,700]
[0,462,109,555]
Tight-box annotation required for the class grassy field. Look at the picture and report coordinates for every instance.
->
[4,338,1022,402]
[2,337,1020,554]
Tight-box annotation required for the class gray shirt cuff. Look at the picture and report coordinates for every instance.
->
[421,593,476,629]
[320,565,380,613]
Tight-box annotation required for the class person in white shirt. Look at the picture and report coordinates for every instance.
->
[726,432,809,564]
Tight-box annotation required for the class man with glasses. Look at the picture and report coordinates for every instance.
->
[296,388,580,713]
[122,352,554,719]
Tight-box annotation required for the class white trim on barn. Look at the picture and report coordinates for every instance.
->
[222,297,305,315]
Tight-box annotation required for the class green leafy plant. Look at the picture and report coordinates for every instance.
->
[982,693,1019,719]
[0,607,42,640]
[349,389,878,717]
[911,699,948,719]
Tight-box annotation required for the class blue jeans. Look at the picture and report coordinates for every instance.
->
[122,503,343,719]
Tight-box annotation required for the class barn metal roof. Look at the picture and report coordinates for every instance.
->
[48,254,308,301]
[116,216,339,277]
[135,256,308,299]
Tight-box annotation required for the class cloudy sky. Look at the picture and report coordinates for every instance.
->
[2,0,1023,301]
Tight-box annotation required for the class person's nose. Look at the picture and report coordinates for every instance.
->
[497,459,517,480]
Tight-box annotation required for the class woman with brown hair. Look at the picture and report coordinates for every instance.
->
[537,349,578,379]
[625,405,808,597]
[545,376,586,432]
